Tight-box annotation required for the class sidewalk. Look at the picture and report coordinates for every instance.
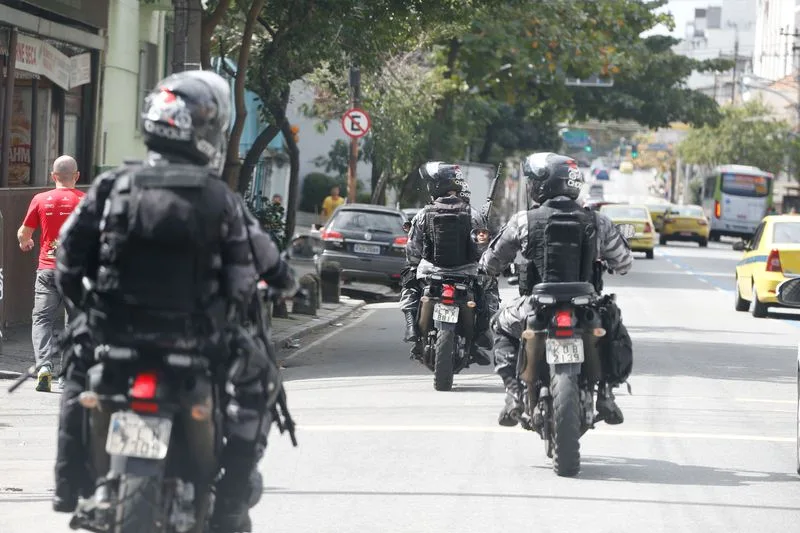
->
[0,296,366,379]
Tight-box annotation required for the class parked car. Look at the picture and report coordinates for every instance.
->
[592,168,610,181]
[315,204,408,289]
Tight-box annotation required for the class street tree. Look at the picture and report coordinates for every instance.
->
[678,100,793,176]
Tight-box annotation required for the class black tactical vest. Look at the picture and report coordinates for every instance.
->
[422,198,476,268]
[522,198,598,291]
[93,163,228,334]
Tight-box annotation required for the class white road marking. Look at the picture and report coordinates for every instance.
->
[735,398,796,405]
[294,424,794,442]
[364,301,401,309]
[281,309,376,362]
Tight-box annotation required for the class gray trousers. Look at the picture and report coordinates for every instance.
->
[32,269,72,371]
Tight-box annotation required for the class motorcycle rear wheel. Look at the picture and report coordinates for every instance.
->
[551,371,581,477]
[433,330,455,391]
[114,474,165,533]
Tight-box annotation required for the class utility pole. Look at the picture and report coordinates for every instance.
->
[171,0,202,73]
[731,25,740,104]
[347,64,361,203]
[780,28,800,130]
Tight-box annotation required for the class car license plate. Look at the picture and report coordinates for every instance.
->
[680,231,693,236]
[105,411,172,460]
[433,303,459,323]
[353,243,381,255]
[545,338,585,365]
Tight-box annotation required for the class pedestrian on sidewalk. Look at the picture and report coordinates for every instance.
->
[17,155,85,392]
[320,185,345,224]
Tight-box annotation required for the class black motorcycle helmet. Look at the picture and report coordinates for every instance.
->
[142,70,232,176]
[521,152,584,205]
[419,162,464,200]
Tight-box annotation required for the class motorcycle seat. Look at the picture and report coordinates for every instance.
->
[531,281,596,300]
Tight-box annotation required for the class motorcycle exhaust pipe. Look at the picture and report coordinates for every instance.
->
[462,300,476,340]
[418,296,434,335]
[520,329,536,383]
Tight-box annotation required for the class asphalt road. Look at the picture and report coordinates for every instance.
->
[2,169,800,532]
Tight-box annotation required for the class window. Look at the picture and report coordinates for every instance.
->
[751,222,766,249]
[669,205,705,218]
[771,222,800,244]
[601,206,649,219]
[721,174,770,197]
[707,7,722,29]
[137,41,159,133]
[330,210,405,234]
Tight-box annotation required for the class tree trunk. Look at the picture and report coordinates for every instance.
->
[370,169,390,205]
[238,124,281,196]
[200,0,230,70]
[477,124,495,164]
[223,0,267,191]
[427,38,460,159]
[282,121,301,241]
[171,0,203,73]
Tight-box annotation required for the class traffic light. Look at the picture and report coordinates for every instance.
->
[290,125,299,144]
[631,143,639,159]
[584,145,592,153]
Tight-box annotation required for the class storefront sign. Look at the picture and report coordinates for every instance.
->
[0,35,91,90]
[41,42,71,90]
[70,53,91,89]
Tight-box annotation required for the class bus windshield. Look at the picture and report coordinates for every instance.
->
[721,173,770,198]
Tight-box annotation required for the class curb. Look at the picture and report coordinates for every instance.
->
[0,301,367,380]
[273,299,367,349]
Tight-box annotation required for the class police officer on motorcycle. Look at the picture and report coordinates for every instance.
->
[479,152,633,427]
[399,162,492,364]
[52,70,296,533]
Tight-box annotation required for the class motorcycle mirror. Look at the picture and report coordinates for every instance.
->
[616,223,636,240]
[732,240,746,252]
[776,277,800,307]
[507,275,520,286]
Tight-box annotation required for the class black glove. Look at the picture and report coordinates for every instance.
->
[261,260,295,291]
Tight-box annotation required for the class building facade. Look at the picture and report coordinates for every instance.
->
[752,0,800,82]
[97,0,171,172]
[672,0,757,104]
[0,0,107,187]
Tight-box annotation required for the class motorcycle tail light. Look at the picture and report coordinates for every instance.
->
[555,310,572,328]
[131,372,158,400]
[441,284,455,305]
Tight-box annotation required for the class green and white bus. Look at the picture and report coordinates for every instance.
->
[700,165,774,241]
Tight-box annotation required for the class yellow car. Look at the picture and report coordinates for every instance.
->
[734,215,800,318]
[600,204,655,259]
[619,161,634,174]
[659,205,710,247]
[645,202,672,232]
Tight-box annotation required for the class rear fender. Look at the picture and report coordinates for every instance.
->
[434,320,458,332]
[550,362,582,378]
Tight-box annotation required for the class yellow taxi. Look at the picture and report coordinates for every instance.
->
[599,204,655,259]
[645,202,672,232]
[734,215,800,318]
[619,161,634,174]
[659,204,710,247]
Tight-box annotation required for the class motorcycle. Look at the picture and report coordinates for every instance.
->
[8,281,297,533]
[416,272,481,391]
[507,223,635,477]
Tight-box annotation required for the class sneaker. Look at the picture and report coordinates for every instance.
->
[36,367,52,393]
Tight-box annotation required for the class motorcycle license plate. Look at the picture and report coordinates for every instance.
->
[433,303,459,323]
[105,411,172,460]
[545,338,585,365]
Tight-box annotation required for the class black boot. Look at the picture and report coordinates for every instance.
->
[470,331,492,366]
[211,441,259,533]
[596,385,624,425]
[498,375,523,427]
[403,311,419,343]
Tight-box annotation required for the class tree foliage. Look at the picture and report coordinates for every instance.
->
[678,100,793,176]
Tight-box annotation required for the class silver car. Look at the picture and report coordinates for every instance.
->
[315,204,408,289]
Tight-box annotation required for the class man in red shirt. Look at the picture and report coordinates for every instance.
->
[17,155,86,392]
